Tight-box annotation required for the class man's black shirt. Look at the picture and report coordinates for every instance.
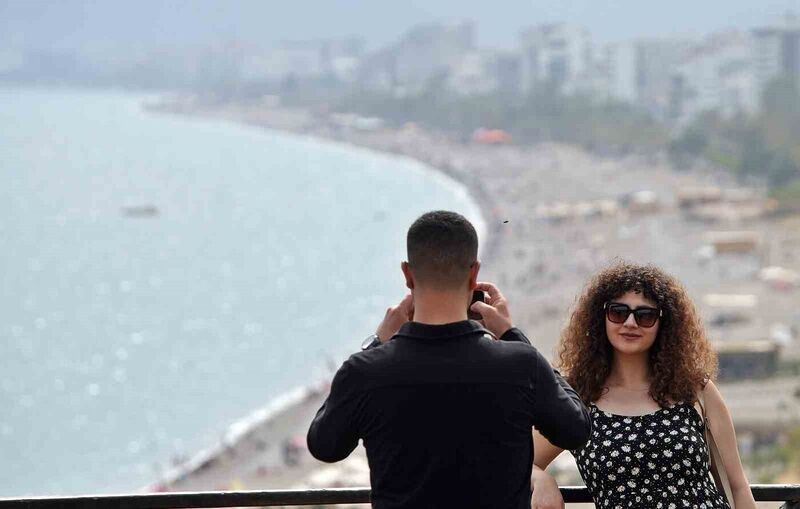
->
[307,320,591,509]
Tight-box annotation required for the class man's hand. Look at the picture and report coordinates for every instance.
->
[375,294,414,343]
[470,281,513,338]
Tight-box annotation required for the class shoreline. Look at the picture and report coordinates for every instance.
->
[150,380,330,491]
[143,98,501,262]
[145,96,800,492]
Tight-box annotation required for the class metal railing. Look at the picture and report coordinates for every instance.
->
[1,485,798,508]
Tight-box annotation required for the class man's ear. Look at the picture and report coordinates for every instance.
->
[468,260,481,290]
[401,261,414,290]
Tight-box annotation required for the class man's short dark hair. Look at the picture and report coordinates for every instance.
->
[407,210,478,290]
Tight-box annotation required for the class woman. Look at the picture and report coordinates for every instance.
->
[531,262,755,509]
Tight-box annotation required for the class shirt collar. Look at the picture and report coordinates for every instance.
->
[393,320,489,340]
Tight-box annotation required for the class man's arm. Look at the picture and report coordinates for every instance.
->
[306,359,363,463]
[307,293,409,461]
[530,351,591,451]
[497,326,590,450]
[471,281,590,449]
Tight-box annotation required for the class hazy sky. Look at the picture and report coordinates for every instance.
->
[2,0,799,51]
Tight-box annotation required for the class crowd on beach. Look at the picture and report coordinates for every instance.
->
[149,99,800,504]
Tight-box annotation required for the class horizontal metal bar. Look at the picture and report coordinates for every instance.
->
[0,489,370,509]
[0,485,797,508]
[759,484,800,500]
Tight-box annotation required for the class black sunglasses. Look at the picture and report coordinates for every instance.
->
[604,302,662,328]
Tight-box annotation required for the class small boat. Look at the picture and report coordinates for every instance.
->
[121,205,159,218]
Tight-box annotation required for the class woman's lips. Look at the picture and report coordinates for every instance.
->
[620,333,642,339]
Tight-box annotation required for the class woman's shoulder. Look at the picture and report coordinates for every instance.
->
[698,379,727,410]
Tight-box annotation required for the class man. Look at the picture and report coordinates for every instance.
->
[307,210,590,508]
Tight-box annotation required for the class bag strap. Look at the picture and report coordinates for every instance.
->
[698,389,736,508]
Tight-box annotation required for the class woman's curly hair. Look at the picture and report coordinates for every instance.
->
[557,261,718,408]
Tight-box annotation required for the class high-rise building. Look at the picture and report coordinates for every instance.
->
[445,50,521,96]
[635,39,695,117]
[669,31,758,125]
[358,21,475,95]
[596,42,638,104]
[590,38,691,119]
[519,24,592,95]
[752,13,800,92]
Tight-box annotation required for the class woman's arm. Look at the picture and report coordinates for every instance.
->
[531,429,566,509]
[702,381,756,509]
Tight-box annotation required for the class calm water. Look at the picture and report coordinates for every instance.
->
[0,88,483,496]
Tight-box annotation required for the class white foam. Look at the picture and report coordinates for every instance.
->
[154,379,328,488]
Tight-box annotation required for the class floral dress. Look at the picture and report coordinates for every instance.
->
[572,402,730,508]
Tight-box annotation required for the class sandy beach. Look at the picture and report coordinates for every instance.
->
[145,97,800,494]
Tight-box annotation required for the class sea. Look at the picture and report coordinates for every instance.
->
[0,87,483,496]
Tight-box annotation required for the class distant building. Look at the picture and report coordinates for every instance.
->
[635,39,695,118]
[494,51,523,96]
[240,38,364,85]
[519,23,592,95]
[719,58,759,117]
[666,14,800,123]
[446,51,497,96]
[358,21,475,95]
[594,42,638,103]
[588,38,692,118]
[752,13,800,92]
[517,25,693,117]
[356,47,396,92]
[446,50,520,96]
[240,43,324,84]
[320,38,366,83]
[669,31,758,125]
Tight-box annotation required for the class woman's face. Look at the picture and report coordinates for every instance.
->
[604,290,660,356]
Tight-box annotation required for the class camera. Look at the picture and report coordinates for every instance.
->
[468,290,485,320]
